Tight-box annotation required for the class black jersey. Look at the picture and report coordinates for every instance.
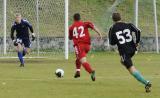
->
[11,19,33,40]
[109,22,141,54]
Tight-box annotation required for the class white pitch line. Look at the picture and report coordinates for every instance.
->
[0,56,47,59]
[0,78,52,81]
[0,76,159,81]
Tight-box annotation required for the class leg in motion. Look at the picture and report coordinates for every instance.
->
[121,53,151,93]
[74,59,81,78]
[80,57,95,81]
[128,66,152,93]
[16,43,24,67]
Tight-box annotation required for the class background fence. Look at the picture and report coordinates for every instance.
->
[0,0,159,58]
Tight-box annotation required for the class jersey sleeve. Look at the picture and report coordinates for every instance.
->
[108,26,117,45]
[11,23,16,40]
[129,23,141,44]
[69,26,73,40]
[24,19,34,33]
[85,22,95,30]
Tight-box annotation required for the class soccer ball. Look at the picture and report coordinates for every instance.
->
[55,69,64,78]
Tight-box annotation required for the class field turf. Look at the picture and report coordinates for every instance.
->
[0,52,160,98]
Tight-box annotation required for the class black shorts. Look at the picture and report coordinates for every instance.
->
[15,38,31,48]
[119,52,135,69]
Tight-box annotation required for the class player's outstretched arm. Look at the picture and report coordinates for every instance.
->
[28,24,34,34]
[11,25,15,41]
[11,25,18,46]
[86,21,102,40]
[25,20,34,33]
[29,25,35,41]
[69,27,73,40]
[108,26,116,45]
[93,27,102,40]
[130,23,141,47]
[25,20,35,41]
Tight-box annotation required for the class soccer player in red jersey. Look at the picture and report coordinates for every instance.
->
[69,13,102,81]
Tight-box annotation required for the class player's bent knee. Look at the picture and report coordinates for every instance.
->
[16,44,23,52]
[122,60,133,69]
[26,48,30,54]
[80,57,87,64]
[128,66,137,73]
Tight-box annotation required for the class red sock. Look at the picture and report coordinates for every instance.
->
[75,59,81,72]
[82,62,93,73]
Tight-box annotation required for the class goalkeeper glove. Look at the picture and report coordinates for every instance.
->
[31,33,36,41]
[12,39,18,46]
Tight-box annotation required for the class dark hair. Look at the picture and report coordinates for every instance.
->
[112,12,121,22]
[73,13,81,21]
[15,13,21,17]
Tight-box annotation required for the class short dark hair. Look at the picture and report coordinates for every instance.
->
[15,13,21,17]
[73,13,81,21]
[112,12,121,22]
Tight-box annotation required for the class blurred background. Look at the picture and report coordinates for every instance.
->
[0,0,159,57]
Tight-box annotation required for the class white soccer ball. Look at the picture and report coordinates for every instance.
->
[55,69,64,78]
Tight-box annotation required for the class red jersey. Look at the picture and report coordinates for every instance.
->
[69,21,95,45]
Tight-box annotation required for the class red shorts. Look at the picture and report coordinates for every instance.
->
[74,44,90,60]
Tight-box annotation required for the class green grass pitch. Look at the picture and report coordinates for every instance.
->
[0,52,160,98]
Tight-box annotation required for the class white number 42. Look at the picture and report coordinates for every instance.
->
[73,26,85,38]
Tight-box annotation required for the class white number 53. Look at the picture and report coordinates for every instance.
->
[116,29,132,44]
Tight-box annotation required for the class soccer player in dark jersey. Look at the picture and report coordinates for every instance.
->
[69,13,102,81]
[11,13,35,67]
[109,12,151,92]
